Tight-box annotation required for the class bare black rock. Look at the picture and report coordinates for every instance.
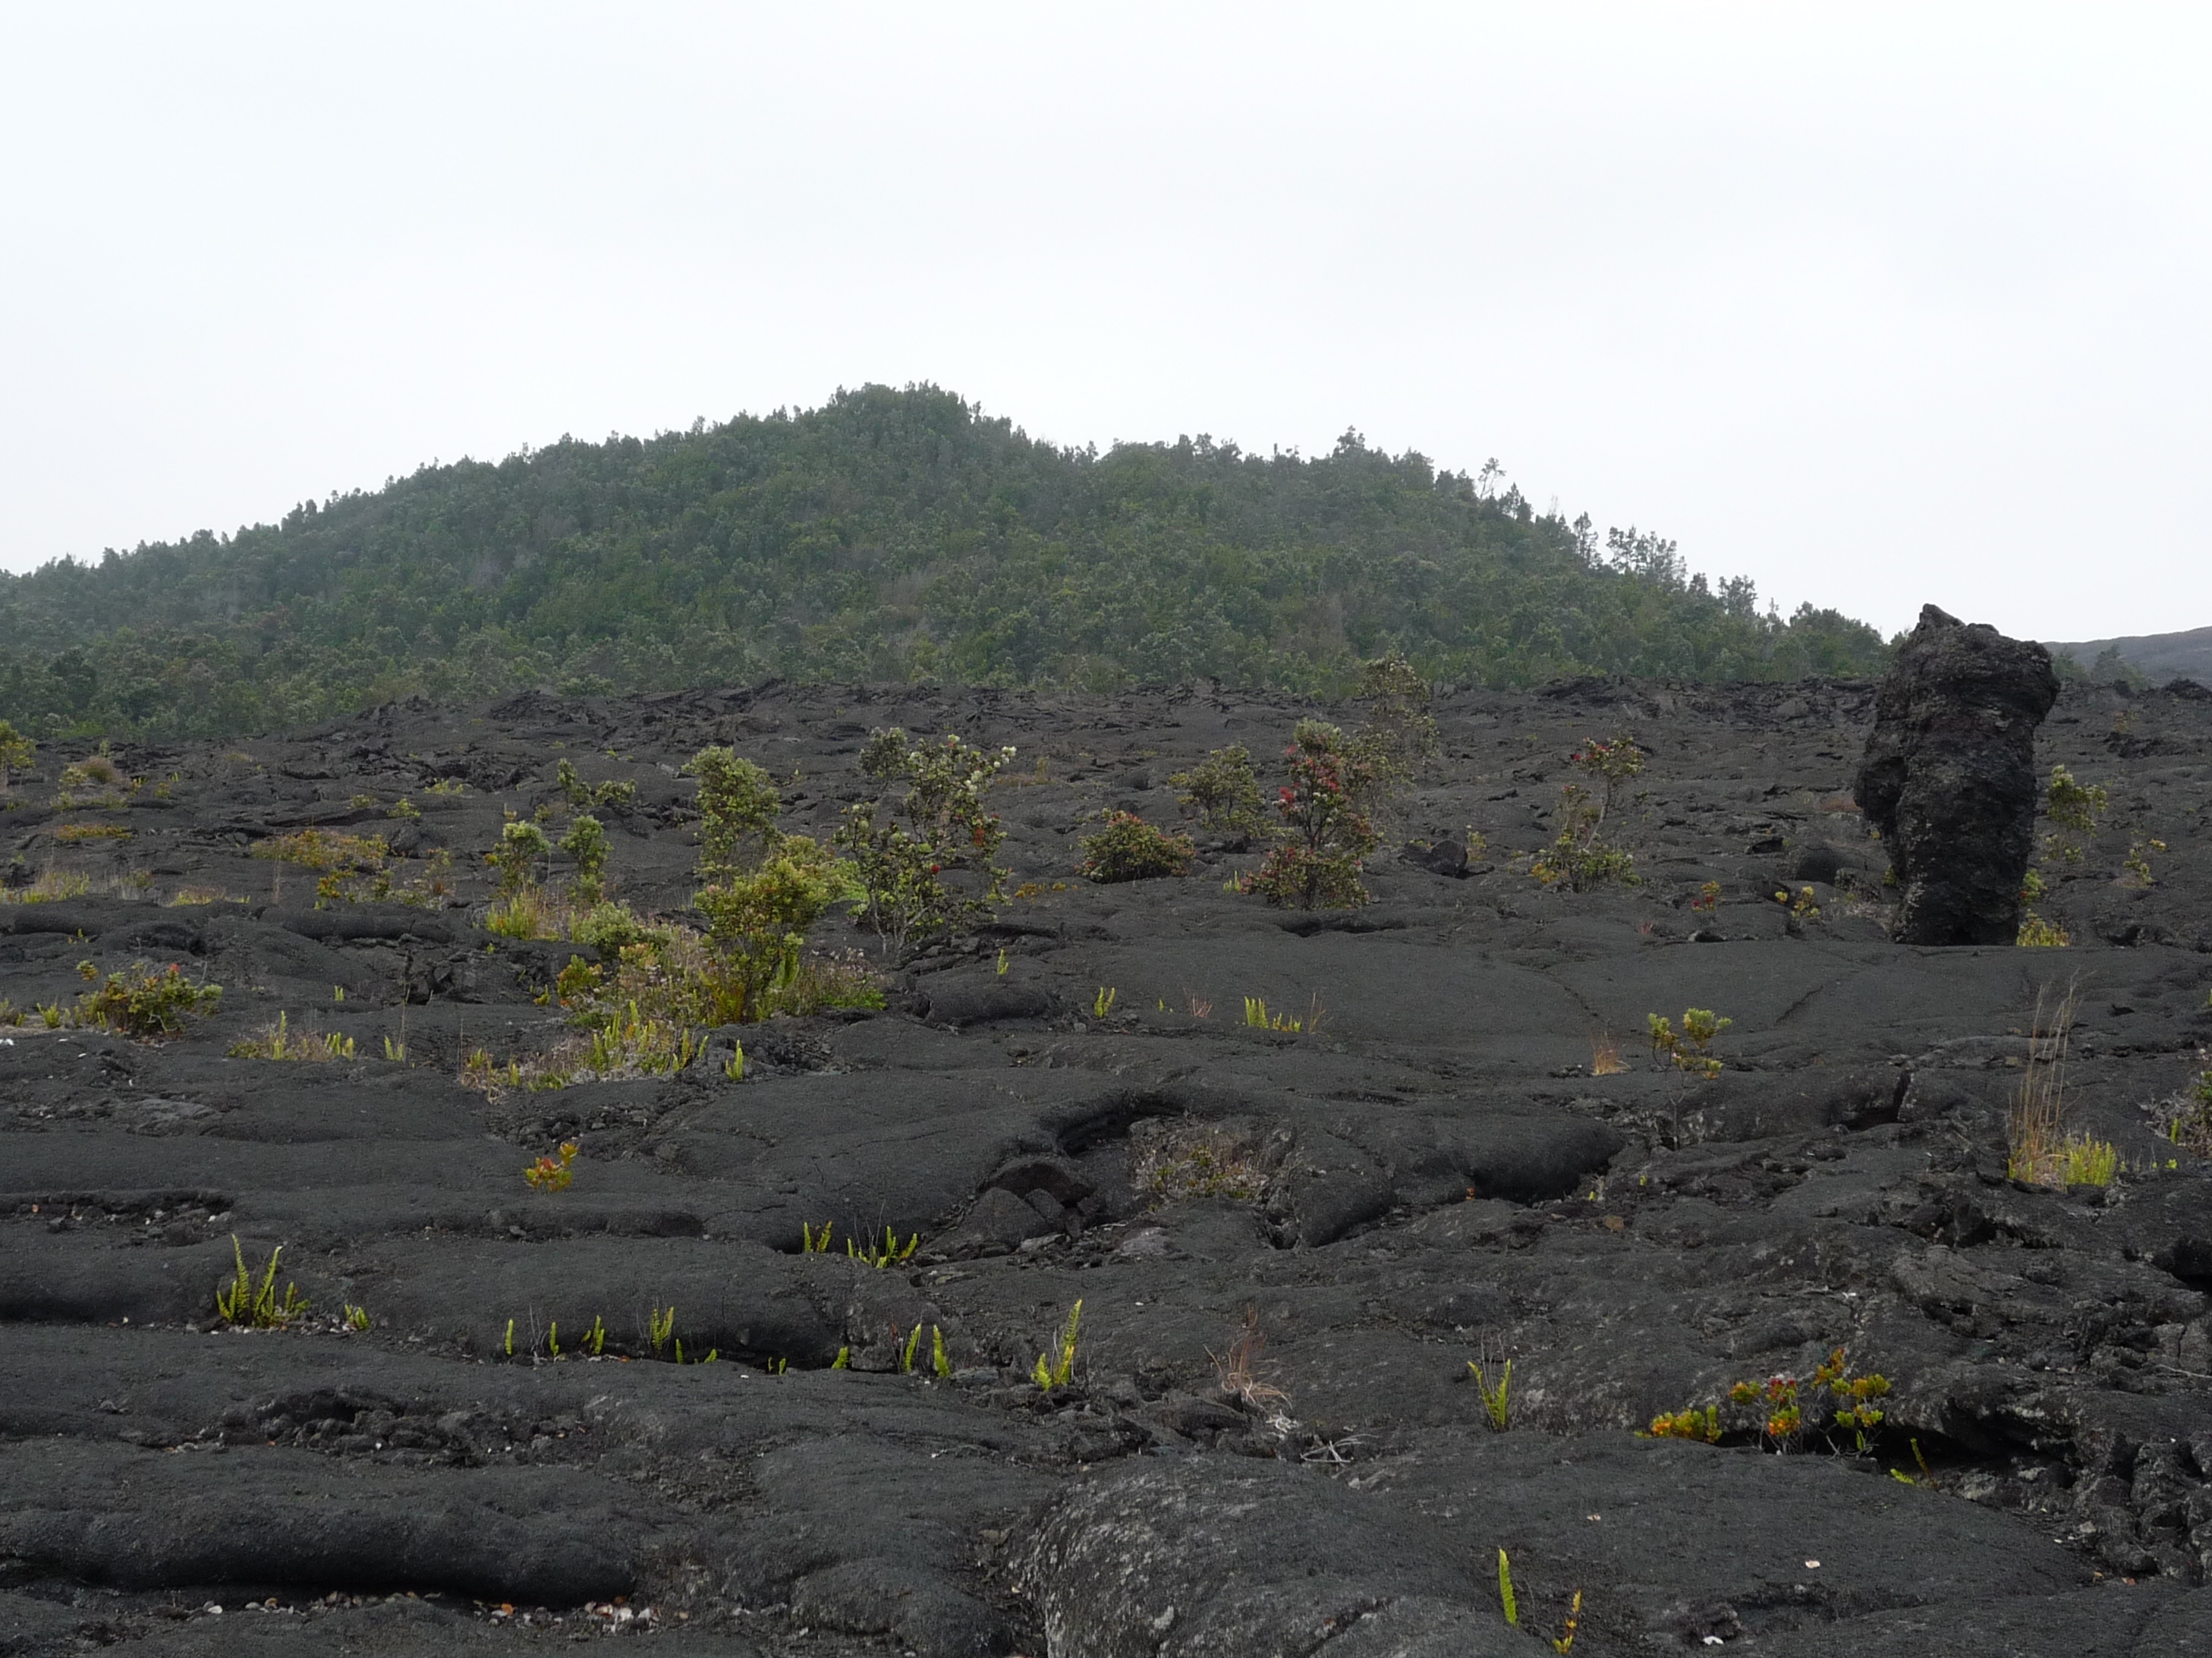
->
[1855,604,2061,945]
[4,672,2210,1656]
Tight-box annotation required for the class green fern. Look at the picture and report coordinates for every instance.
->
[1031,1300,1083,1390]
[214,1235,309,1329]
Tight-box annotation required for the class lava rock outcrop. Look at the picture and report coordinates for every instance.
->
[1855,603,2060,945]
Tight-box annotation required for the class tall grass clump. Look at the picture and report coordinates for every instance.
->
[2006,983,2116,1186]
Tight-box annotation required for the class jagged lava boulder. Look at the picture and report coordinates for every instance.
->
[1855,603,2059,945]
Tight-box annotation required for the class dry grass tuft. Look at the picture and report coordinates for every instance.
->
[1210,1309,1292,1413]
[2006,983,2074,1182]
[1590,1031,1627,1075]
[0,868,92,905]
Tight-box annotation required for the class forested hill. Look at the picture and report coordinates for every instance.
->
[0,384,1889,738]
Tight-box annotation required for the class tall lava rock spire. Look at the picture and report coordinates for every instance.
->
[1855,604,2059,945]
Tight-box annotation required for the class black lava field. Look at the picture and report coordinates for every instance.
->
[4,672,2210,1658]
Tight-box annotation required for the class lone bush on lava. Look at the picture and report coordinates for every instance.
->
[524,1140,579,1191]
[0,719,36,796]
[1531,736,1644,892]
[74,959,222,1038]
[1078,811,1194,882]
[1170,745,1267,845]
[1647,1345,1891,1453]
[2040,765,2107,866]
[543,746,875,1059]
[833,728,1013,956]
[1349,650,1440,793]
[1647,1007,1731,1078]
[1239,719,1383,911]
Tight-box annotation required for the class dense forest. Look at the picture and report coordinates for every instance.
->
[0,384,1890,738]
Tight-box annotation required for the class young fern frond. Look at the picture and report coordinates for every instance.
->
[1468,1358,1512,1431]
[1031,1300,1084,1390]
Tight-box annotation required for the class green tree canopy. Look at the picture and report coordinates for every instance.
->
[0,385,1890,737]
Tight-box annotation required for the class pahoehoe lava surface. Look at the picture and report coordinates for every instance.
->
[4,674,2210,1656]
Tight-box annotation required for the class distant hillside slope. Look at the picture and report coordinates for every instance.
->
[2048,624,2212,686]
[0,384,1888,738]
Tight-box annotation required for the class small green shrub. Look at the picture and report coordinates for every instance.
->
[1649,1348,1892,1453]
[1350,650,1440,789]
[692,840,845,1018]
[688,747,785,879]
[524,1140,579,1191]
[486,818,553,897]
[683,746,851,1017]
[75,960,222,1037]
[555,758,637,813]
[1531,736,1644,892]
[1646,1405,1721,1442]
[486,810,616,937]
[1726,1346,1891,1452]
[1238,720,1381,910]
[1647,1008,1730,1078]
[559,813,610,906]
[2042,765,2107,864]
[833,729,1013,956]
[569,900,650,954]
[533,774,878,1062]
[1078,811,1194,882]
[0,719,35,794]
[2122,836,2166,889]
[1170,745,1267,842]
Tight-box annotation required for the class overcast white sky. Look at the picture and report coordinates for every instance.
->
[3,4,2207,643]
